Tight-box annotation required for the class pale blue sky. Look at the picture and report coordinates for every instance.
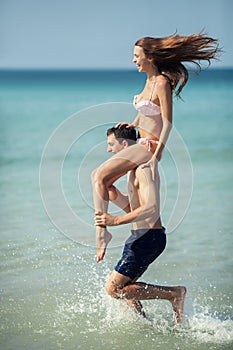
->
[1,0,232,69]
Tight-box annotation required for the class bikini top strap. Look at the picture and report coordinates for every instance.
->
[149,81,156,101]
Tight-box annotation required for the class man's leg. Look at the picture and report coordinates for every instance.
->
[105,270,145,316]
[105,270,186,323]
[121,280,186,323]
[124,300,145,317]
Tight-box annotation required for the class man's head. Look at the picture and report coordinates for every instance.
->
[106,124,137,154]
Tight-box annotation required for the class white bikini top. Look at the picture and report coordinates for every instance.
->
[133,80,161,116]
[133,95,161,116]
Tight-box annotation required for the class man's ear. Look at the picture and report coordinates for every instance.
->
[122,140,129,148]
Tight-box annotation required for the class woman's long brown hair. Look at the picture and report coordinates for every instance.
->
[135,33,222,97]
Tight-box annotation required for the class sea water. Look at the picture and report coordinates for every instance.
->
[0,69,232,350]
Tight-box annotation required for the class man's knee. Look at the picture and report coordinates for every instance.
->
[105,279,122,299]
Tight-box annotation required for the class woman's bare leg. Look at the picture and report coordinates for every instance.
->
[93,158,136,263]
[92,144,152,262]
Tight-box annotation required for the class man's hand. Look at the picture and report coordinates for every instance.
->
[95,212,118,226]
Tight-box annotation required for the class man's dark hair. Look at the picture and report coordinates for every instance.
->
[107,124,137,146]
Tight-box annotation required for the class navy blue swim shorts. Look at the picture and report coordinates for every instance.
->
[114,227,166,280]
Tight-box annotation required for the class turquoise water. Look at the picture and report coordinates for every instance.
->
[0,69,233,349]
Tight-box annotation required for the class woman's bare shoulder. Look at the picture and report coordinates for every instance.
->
[156,75,172,96]
[156,75,170,88]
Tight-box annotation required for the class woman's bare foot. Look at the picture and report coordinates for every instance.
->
[171,286,187,323]
[96,228,112,263]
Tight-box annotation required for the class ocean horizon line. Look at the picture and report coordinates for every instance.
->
[1,67,232,85]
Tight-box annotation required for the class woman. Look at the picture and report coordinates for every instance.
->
[93,32,221,262]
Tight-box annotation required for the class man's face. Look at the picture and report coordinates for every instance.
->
[107,133,126,154]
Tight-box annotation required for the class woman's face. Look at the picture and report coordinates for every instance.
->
[132,45,152,72]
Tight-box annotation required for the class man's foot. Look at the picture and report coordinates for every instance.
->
[170,286,187,324]
[96,228,112,263]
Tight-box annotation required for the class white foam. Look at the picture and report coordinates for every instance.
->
[185,313,233,344]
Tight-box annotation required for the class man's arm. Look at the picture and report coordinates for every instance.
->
[95,167,159,226]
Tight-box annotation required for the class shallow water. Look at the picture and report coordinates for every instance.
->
[1,233,232,350]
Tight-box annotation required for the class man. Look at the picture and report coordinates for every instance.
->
[95,125,186,323]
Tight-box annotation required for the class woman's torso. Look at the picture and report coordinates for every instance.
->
[133,81,163,140]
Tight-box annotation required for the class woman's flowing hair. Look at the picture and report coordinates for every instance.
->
[135,33,222,97]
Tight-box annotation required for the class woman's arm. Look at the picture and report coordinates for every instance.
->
[153,79,173,161]
[115,113,141,129]
[131,113,140,128]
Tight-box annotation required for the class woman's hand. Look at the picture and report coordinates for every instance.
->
[140,156,159,181]
[95,212,117,226]
[114,122,136,129]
